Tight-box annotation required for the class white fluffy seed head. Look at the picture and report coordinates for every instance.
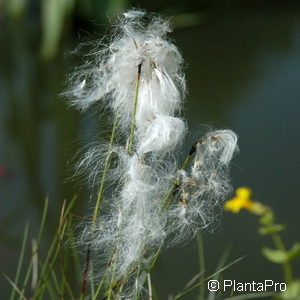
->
[137,115,186,155]
[167,129,238,244]
[63,10,186,133]
[136,67,183,132]
[191,129,238,178]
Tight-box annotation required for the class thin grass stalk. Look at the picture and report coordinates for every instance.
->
[80,116,119,298]
[134,267,142,300]
[32,196,77,298]
[184,272,204,290]
[33,233,59,298]
[4,274,28,300]
[35,221,68,299]
[9,222,29,300]
[147,273,153,300]
[115,282,124,299]
[66,215,81,284]
[44,280,57,300]
[173,256,246,300]
[107,257,118,300]
[50,269,60,295]
[31,239,38,291]
[207,247,230,300]
[58,252,74,299]
[92,116,119,223]
[58,201,67,298]
[92,274,105,300]
[57,201,75,299]
[19,198,49,299]
[92,258,121,300]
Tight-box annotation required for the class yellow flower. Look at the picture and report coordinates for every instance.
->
[224,187,254,213]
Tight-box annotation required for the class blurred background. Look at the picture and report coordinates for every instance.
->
[1,0,300,298]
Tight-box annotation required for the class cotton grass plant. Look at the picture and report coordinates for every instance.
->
[62,9,239,299]
[5,9,239,300]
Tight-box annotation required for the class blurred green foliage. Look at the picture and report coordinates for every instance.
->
[3,0,294,59]
[2,0,130,59]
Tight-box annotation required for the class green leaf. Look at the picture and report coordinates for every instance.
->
[287,242,300,261]
[258,224,286,235]
[262,242,300,264]
[261,247,289,263]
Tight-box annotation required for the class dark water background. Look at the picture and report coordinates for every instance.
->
[1,3,300,299]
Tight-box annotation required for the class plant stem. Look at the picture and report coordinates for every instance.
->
[33,196,77,298]
[90,63,143,299]
[127,63,142,154]
[163,151,192,208]
[92,116,119,223]
[19,198,49,299]
[80,117,118,297]
[145,149,196,286]
[107,259,117,300]
[92,274,106,300]
[106,63,143,297]
[9,222,29,300]
[147,273,153,300]
[271,232,293,283]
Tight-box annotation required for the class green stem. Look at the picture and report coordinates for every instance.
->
[92,274,106,300]
[81,118,118,297]
[10,222,29,300]
[145,152,195,282]
[92,116,118,223]
[139,152,195,292]
[91,64,143,299]
[127,63,142,154]
[19,199,49,299]
[163,154,192,208]
[271,233,293,283]
[115,284,124,299]
[147,273,153,300]
[107,261,117,300]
